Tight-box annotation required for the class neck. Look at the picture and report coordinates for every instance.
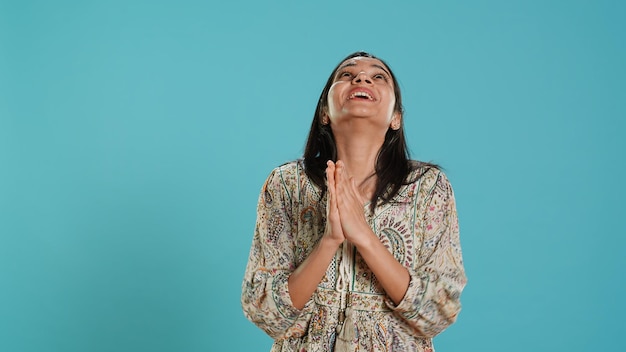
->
[333,130,385,197]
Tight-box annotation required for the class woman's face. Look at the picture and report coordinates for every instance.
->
[325,57,399,130]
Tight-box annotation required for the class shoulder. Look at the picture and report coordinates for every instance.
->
[406,160,442,184]
[266,160,305,184]
[275,159,303,174]
[262,160,306,200]
[406,161,454,199]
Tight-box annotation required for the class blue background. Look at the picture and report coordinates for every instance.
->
[1,0,625,351]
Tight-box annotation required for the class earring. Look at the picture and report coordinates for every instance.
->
[391,114,401,130]
[321,115,329,125]
[390,119,397,130]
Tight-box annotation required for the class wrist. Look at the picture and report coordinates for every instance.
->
[320,234,344,249]
[351,229,377,252]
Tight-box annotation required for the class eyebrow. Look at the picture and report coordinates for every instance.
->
[336,62,392,77]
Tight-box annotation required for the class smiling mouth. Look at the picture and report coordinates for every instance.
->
[349,91,373,100]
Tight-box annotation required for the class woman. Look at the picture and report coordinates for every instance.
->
[242,52,466,352]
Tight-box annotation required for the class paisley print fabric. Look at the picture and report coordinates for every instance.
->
[242,160,466,351]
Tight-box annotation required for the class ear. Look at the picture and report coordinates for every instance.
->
[321,112,330,125]
[390,113,402,130]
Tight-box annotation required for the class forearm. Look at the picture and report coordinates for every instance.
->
[288,236,342,310]
[393,267,465,337]
[388,171,466,337]
[354,231,410,305]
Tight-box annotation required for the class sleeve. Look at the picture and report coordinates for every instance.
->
[241,167,313,340]
[386,170,467,338]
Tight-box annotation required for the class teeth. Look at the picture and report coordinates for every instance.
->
[350,91,372,100]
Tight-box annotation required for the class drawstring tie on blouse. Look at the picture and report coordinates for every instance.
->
[335,241,356,352]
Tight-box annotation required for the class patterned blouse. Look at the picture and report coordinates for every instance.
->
[241,160,466,352]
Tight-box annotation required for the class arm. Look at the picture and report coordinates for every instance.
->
[333,160,410,304]
[388,171,467,338]
[333,162,466,337]
[288,161,344,309]
[351,232,411,304]
[241,167,309,339]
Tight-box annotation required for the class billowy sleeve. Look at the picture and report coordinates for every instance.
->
[387,170,467,337]
[241,167,312,339]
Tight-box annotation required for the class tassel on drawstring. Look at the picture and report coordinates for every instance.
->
[334,307,356,352]
[334,242,356,351]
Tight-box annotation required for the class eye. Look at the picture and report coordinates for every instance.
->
[337,71,353,79]
[373,73,388,81]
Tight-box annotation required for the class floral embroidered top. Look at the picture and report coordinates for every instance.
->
[241,160,466,352]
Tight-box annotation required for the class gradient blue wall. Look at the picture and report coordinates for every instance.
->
[1,1,624,351]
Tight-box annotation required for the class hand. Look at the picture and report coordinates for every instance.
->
[333,160,374,248]
[325,160,345,245]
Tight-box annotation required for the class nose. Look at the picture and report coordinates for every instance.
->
[353,71,372,84]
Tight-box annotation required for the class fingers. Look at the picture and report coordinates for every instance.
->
[331,161,370,246]
[328,160,356,204]
[334,161,345,206]
[326,160,337,214]
[350,177,366,205]
[325,160,345,243]
[334,160,362,207]
[334,160,347,195]
[326,160,336,190]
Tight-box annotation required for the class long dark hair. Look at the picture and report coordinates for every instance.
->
[303,51,436,211]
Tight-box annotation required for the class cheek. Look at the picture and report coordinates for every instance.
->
[327,84,342,113]
[385,92,397,113]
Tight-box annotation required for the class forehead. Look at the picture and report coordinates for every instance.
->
[336,57,390,73]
